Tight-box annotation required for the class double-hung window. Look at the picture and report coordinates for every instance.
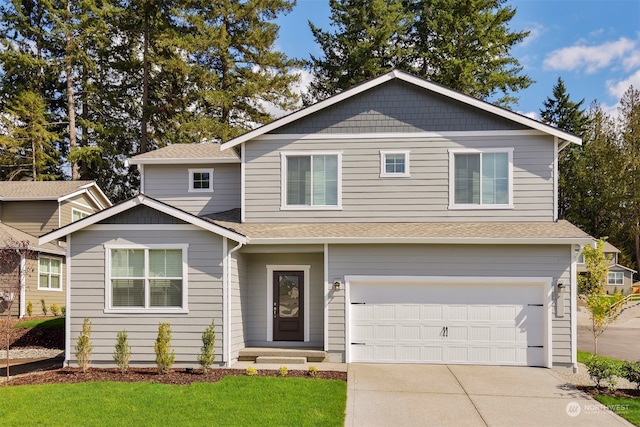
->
[189,168,213,192]
[72,208,90,222]
[380,150,410,177]
[106,245,188,312]
[281,152,342,209]
[448,148,513,208]
[38,257,61,290]
[607,272,623,286]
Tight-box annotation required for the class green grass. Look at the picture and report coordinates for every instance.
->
[594,395,640,426]
[577,350,625,367]
[0,376,346,427]
[13,317,64,329]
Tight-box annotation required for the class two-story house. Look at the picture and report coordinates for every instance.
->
[0,181,111,317]
[577,242,636,295]
[40,71,591,372]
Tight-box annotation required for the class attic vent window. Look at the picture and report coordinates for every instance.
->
[189,168,214,193]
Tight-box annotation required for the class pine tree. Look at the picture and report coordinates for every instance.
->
[405,0,532,106]
[307,0,409,102]
[540,77,590,220]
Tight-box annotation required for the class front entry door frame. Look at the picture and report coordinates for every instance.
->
[267,265,310,342]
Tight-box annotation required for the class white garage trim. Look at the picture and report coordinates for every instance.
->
[344,275,553,368]
[266,265,311,342]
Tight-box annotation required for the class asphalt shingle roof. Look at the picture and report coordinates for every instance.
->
[0,181,96,200]
[129,143,239,162]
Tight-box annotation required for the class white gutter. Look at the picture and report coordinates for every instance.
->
[247,237,594,245]
[223,238,244,367]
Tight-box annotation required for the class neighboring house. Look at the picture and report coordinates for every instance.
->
[0,181,111,317]
[577,242,636,295]
[40,70,592,372]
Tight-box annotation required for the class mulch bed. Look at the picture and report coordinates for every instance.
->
[6,366,347,387]
[578,385,640,398]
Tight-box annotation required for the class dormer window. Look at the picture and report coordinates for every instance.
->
[380,150,410,177]
[189,168,214,193]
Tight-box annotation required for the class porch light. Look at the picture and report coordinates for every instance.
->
[332,278,343,291]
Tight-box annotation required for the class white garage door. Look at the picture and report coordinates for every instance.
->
[349,282,546,366]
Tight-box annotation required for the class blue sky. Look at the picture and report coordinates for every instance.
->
[275,0,640,119]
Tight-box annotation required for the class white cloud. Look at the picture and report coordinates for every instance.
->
[543,37,636,74]
[520,23,546,47]
[606,69,640,99]
[258,68,314,118]
[518,110,539,120]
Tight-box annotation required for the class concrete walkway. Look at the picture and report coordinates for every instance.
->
[345,364,633,427]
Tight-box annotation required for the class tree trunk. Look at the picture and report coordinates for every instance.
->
[141,11,150,154]
[66,0,78,180]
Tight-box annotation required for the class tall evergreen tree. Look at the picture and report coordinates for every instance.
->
[540,77,590,220]
[405,0,532,106]
[307,0,409,102]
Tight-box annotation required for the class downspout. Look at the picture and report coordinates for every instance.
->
[19,253,26,318]
[223,238,244,367]
[65,236,71,367]
[570,243,581,373]
[553,137,559,222]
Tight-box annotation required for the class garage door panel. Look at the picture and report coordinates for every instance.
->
[349,282,546,367]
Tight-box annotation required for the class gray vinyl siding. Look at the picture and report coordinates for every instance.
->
[605,265,634,295]
[243,251,324,348]
[244,133,554,222]
[60,194,101,226]
[68,227,225,368]
[326,244,573,367]
[230,251,248,362]
[143,163,241,215]
[1,201,59,235]
[100,205,187,225]
[275,80,528,134]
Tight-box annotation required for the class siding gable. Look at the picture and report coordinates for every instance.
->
[99,205,187,225]
[274,80,529,135]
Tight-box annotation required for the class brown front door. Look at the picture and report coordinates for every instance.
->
[273,271,304,341]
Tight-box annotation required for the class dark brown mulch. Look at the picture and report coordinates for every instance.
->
[7,367,347,387]
[578,385,640,398]
[3,316,64,349]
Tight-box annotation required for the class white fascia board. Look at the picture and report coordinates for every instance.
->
[247,237,594,245]
[39,194,247,245]
[610,263,638,274]
[345,275,553,285]
[255,130,547,141]
[57,189,87,203]
[221,70,581,150]
[87,182,113,207]
[128,157,240,165]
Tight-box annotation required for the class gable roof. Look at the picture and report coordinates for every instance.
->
[128,143,240,165]
[39,194,247,245]
[0,223,65,255]
[0,181,112,209]
[220,70,582,150]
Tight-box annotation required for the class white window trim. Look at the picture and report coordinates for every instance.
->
[104,243,189,314]
[448,147,514,210]
[71,207,91,222]
[188,168,214,193]
[280,151,343,210]
[607,272,624,286]
[266,265,311,342]
[38,256,63,291]
[379,150,410,177]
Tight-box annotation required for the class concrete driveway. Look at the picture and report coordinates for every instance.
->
[345,364,632,427]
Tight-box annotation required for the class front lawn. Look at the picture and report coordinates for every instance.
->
[0,376,346,427]
[13,317,64,329]
[594,395,640,426]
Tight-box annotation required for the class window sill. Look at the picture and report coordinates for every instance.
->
[379,173,411,178]
[37,287,63,292]
[188,189,214,193]
[448,204,514,210]
[104,308,189,315]
[280,205,343,211]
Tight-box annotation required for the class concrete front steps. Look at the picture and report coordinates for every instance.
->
[238,348,327,365]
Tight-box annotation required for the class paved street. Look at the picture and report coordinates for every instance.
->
[577,302,640,360]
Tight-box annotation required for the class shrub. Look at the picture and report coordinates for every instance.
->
[308,366,319,377]
[621,360,640,390]
[154,323,175,374]
[245,366,257,376]
[41,299,47,316]
[585,355,619,389]
[113,330,131,374]
[61,306,66,316]
[75,318,92,373]
[278,366,288,377]
[50,303,61,317]
[26,301,33,317]
[196,321,216,374]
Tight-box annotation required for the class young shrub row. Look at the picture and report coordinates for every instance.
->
[585,355,640,390]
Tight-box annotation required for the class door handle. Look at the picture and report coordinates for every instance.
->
[273,302,277,319]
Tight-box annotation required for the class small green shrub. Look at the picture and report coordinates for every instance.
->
[26,301,33,317]
[196,320,216,373]
[278,366,288,377]
[585,355,619,389]
[621,360,640,390]
[154,323,175,374]
[61,306,66,316]
[113,330,131,374]
[245,366,257,376]
[308,366,319,377]
[50,303,61,317]
[75,318,92,373]
[41,299,47,316]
